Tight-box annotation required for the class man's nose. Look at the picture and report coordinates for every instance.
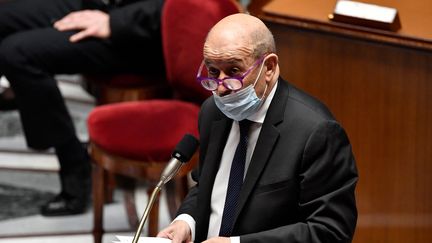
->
[216,83,230,96]
[217,71,229,80]
[215,73,231,96]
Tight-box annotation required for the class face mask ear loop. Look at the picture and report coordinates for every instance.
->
[253,57,267,99]
[260,83,268,100]
[253,58,266,87]
[254,60,264,87]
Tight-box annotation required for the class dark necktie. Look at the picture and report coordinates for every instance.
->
[219,120,252,237]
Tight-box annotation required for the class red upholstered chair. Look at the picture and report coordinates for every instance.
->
[83,73,170,205]
[87,0,242,242]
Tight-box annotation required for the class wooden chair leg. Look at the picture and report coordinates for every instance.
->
[147,185,160,237]
[93,165,106,243]
[123,182,139,229]
[105,171,116,203]
[165,176,189,219]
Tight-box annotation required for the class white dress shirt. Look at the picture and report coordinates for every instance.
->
[174,82,278,243]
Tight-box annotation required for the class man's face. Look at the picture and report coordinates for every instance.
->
[203,39,266,98]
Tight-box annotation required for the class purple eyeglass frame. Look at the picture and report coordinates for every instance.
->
[196,55,266,91]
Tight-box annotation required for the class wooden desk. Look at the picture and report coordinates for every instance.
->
[250,0,432,242]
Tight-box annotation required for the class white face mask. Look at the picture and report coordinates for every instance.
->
[213,61,267,121]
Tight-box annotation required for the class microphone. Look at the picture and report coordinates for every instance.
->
[132,134,199,243]
[159,134,200,185]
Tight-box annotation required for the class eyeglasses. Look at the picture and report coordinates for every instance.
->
[196,55,266,91]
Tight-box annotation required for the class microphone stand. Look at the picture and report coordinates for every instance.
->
[131,162,183,243]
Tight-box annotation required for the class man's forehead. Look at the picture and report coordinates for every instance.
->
[203,35,253,61]
[203,57,244,66]
[203,47,253,66]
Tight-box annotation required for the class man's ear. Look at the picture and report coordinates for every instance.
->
[264,54,278,82]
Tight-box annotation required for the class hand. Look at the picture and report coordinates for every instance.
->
[202,237,230,243]
[54,10,111,42]
[157,220,192,243]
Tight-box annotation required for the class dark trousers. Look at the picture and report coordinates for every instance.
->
[0,0,163,197]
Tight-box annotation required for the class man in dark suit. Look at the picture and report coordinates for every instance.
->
[0,0,164,216]
[158,13,358,243]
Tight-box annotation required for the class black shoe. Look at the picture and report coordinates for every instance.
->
[0,87,17,111]
[40,192,88,216]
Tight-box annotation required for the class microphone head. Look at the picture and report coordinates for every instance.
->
[172,134,199,163]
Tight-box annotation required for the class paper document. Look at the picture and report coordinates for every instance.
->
[113,235,171,243]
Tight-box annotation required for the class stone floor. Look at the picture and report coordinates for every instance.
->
[0,169,171,243]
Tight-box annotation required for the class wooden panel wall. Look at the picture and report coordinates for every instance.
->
[267,22,432,243]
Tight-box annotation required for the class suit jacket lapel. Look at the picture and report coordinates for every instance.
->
[233,79,290,228]
[196,117,232,240]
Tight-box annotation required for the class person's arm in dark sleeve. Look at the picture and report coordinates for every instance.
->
[241,120,358,243]
[109,0,163,44]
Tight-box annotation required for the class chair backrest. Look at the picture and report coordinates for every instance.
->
[161,0,242,104]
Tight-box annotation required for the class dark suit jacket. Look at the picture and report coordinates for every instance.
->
[108,0,164,45]
[178,78,358,243]
[109,0,164,45]
[83,0,164,45]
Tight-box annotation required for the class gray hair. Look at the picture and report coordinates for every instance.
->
[250,26,276,59]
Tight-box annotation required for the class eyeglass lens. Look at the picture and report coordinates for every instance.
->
[201,78,243,91]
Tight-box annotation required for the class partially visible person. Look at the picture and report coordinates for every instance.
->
[0,85,15,110]
[0,0,164,216]
[157,13,358,243]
